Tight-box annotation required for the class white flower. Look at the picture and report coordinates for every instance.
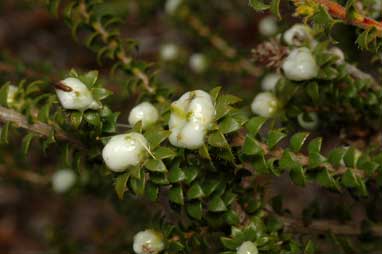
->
[169,90,215,149]
[328,47,345,64]
[261,73,281,91]
[165,0,183,15]
[251,92,279,118]
[282,47,319,81]
[7,85,18,106]
[133,229,165,254]
[56,77,100,111]
[237,241,258,254]
[283,24,313,46]
[160,44,179,61]
[51,169,76,193]
[102,133,149,172]
[128,102,159,128]
[258,16,278,37]
[189,53,208,73]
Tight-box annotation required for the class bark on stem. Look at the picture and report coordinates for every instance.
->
[0,106,85,150]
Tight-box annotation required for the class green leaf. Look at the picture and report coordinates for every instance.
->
[144,159,167,172]
[328,148,346,167]
[169,185,184,205]
[316,169,338,190]
[203,179,220,196]
[153,147,177,160]
[199,144,211,160]
[70,111,84,129]
[21,133,35,156]
[242,136,263,155]
[0,83,9,107]
[168,167,186,183]
[246,117,266,135]
[0,122,10,144]
[208,196,227,212]
[187,183,205,200]
[249,0,270,11]
[130,174,146,196]
[219,117,241,134]
[84,111,101,127]
[145,183,159,201]
[208,131,229,148]
[304,240,315,254]
[343,147,360,168]
[92,87,112,101]
[280,150,300,170]
[290,132,309,152]
[309,152,326,168]
[114,172,130,200]
[184,167,199,184]
[341,169,359,188]
[225,210,240,225]
[308,138,322,154]
[145,129,170,149]
[271,0,281,19]
[290,166,306,186]
[79,70,98,87]
[187,202,203,220]
[267,130,286,150]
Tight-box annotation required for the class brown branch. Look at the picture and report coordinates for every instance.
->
[294,0,382,34]
[264,206,382,236]
[0,106,85,150]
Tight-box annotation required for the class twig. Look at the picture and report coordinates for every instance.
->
[0,106,85,150]
[265,206,382,236]
[293,0,382,34]
[179,7,261,77]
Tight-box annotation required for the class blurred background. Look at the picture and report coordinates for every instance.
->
[0,0,382,253]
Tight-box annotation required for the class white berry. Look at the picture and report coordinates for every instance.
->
[283,24,313,46]
[165,0,183,15]
[189,53,208,73]
[128,102,159,128]
[258,16,278,37]
[261,73,281,91]
[237,241,258,254]
[133,229,165,254]
[56,77,100,111]
[282,47,319,81]
[102,133,149,172]
[7,85,18,106]
[251,92,279,118]
[169,90,215,149]
[51,169,76,193]
[160,44,179,61]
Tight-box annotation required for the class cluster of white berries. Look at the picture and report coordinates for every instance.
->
[102,89,215,172]
[169,90,215,149]
[189,53,208,73]
[282,47,318,81]
[237,241,258,254]
[165,0,183,15]
[133,229,165,254]
[55,77,101,111]
[51,169,76,193]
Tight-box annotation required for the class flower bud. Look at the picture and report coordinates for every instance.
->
[56,77,100,111]
[258,16,278,37]
[283,24,313,46]
[102,133,148,172]
[128,102,159,128]
[237,241,258,254]
[251,92,279,118]
[282,47,318,81]
[261,73,281,91]
[160,44,179,61]
[189,53,208,73]
[133,229,165,254]
[169,90,215,149]
[51,169,76,193]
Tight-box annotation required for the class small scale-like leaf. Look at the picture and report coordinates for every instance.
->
[290,132,309,152]
[168,167,186,183]
[187,183,205,200]
[114,172,130,200]
[144,159,167,172]
[168,185,184,205]
[246,117,267,135]
[187,202,203,220]
[267,130,286,150]
[208,196,227,212]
